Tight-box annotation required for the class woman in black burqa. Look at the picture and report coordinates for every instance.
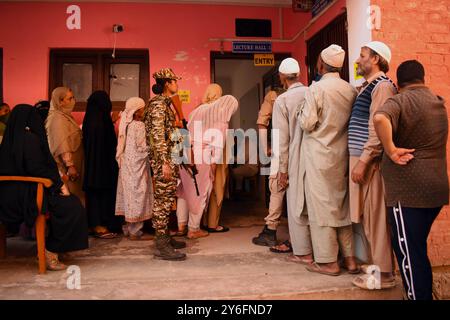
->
[82,91,121,238]
[0,104,88,271]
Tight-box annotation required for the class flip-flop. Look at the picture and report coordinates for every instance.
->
[170,229,188,237]
[285,254,313,265]
[206,226,230,233]
[352,274,397,290]
[94,231,118,239]
[270,240,293,253]
[306,262,341,276]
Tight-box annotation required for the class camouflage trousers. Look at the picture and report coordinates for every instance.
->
[150,160,179,236]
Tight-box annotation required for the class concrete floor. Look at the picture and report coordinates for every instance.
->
[0,197,404,300]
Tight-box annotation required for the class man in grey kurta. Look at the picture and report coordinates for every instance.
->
[298,45,358,276]
[270,58,312,262]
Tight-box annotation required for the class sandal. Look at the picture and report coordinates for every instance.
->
[187,229,209,239]
[306,262,341,276]
[206,226,230,233]
[129,233,154,241]
[171,229,188,237]
[270,240,293,253]
[45,250,67,271]
[285,254,313,265]
[352,274,397,290]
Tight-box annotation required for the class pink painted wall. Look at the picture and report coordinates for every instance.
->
[0,2,347,122]
[0,2,299,121]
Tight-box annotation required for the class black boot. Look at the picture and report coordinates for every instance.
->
[252,226,277,247]
[170,237,186,249]
[154,234,186,261]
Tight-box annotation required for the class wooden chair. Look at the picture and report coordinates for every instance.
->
[0,176,53,274]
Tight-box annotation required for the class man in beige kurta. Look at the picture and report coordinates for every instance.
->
[252,89,286,246]
[299,45,358,275]
[348,41,397,289]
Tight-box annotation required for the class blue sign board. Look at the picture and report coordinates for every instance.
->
[232,41,272,53]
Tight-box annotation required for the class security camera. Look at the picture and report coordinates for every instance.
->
[113,24,124,33]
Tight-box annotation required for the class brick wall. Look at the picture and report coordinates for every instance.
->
[371,0,450,266]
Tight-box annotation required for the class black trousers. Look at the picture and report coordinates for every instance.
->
[387,204,441,300]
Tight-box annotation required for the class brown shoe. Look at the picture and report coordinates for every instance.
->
[129,233,154,241]
[187,229,209,239]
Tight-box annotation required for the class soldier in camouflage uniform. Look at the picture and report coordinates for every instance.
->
[144,68,186,261]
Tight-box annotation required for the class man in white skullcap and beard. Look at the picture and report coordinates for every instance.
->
[265,58,314,264]
[349,41,397,289]
[298,44,359,276]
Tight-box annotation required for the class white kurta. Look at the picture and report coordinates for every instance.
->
[271,82,308,221]
[298,72,357,227]
[177,95,239,215]
[115,121,153,222]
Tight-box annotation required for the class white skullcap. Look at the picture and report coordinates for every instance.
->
[279,57,300,74]
[364,41,392,64]
[321,44,346,68]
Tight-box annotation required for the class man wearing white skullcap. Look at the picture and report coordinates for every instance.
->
[298,44,359,276]
[259,57,314,262]
[348,41,398,289]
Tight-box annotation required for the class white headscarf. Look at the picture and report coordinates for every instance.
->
[115,97,146,167]
[201,84,223,104]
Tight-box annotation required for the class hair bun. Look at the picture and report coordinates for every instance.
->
[152,83,163,95]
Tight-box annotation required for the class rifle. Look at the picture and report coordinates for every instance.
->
[170,94,200,196]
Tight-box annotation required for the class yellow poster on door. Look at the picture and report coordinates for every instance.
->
[354,63,363,80]
[178,90,190,104]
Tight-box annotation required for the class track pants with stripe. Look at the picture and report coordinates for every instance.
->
[388,203,441,300]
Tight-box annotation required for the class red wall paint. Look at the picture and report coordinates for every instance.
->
[0,2,295,117]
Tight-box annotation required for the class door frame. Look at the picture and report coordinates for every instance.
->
[0,48,3,104]
[210,51,291,83]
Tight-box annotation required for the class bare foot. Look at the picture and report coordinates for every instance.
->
[344,256,360,273]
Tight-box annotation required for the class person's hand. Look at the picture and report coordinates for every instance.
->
[162,163,172,181]
[278,172,289,190]
[60,184,71,196]
[351,160,368,184]
[67,166,79,182]
[388,147,415,165]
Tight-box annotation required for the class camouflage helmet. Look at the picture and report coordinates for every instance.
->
[152,68,181,80]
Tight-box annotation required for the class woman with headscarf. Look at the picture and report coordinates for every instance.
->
[175,84,238,238]
[46,87,85,205]
[34,100,50,122]
[0,105,88,271]
[82,91,119,238]
[115,97,153,240]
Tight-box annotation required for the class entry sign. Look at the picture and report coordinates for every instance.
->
[254,54,275,67]
[232,41,272,53]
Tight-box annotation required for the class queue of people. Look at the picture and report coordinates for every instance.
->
[0,42,447,300]
[253,43,448,300]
